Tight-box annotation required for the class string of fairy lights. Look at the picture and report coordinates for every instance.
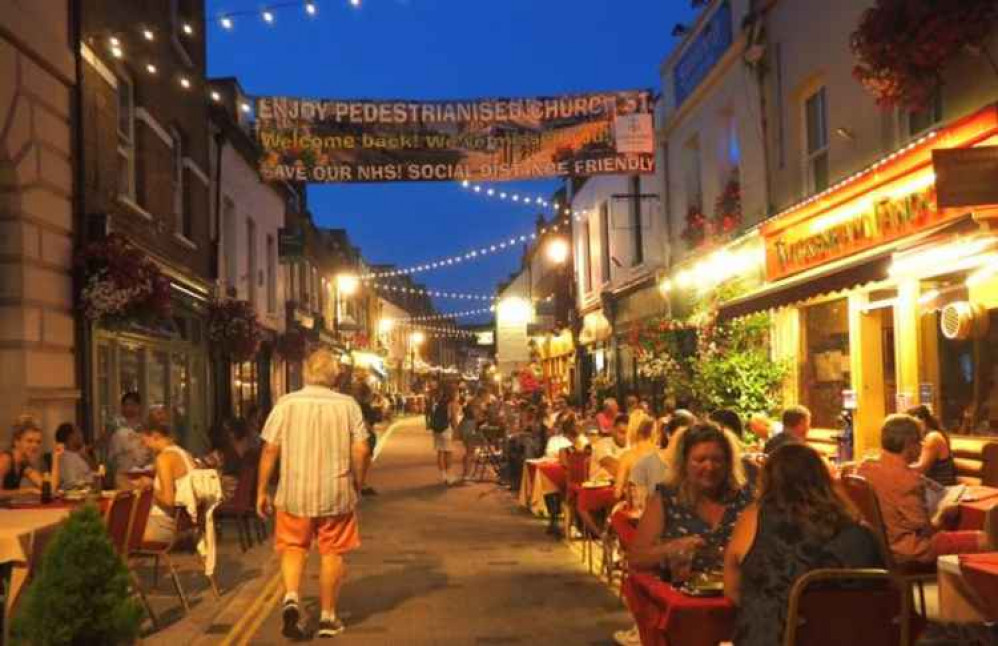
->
[214,0,360,31]
[364,218,570,279]
[398,306,494,322]
[371,282,496,302]
[458,180,591,222]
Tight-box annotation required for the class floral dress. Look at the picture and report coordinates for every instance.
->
[657,484,753,576]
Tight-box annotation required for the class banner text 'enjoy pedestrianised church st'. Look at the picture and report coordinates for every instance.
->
[255,90,655,183]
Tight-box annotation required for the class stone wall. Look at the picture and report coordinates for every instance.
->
[0,1,78,444]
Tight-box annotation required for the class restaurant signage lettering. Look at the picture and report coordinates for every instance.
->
[765,185,945,280]
[673,1,733,107]
[932,146,998,208]
[255,91,655,183]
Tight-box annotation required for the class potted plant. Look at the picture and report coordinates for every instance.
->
[680,203,709,249]
[12,505,143,645]
[713,172,742,235]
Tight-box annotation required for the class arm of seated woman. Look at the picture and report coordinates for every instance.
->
[910,433,944,474]
[723,503,759,605]
[629,490,705,568]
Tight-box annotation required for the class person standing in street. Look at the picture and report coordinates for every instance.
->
[257,349,370,639]
[107,392,153,489]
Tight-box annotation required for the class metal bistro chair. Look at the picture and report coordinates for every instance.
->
[783,568,910,646]
[470,425,506,483]
[123,487,158,628]
[841,475,936,620]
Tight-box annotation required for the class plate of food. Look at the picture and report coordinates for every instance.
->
[681,572,725,597]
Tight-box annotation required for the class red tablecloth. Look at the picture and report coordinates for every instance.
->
[536,461,566,492]
[623,573,735,646]
[576,484,617,513]
[958,553,998,621]
[957,486,998,531]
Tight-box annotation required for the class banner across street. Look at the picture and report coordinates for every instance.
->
[255,90,655,183]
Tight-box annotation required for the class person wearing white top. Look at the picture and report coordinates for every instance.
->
[590,415,629,482]
[136,425,195,543]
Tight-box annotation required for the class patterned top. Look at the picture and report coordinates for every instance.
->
[262,385,369,518]
[734,507,883,646]
[657,483,753,575]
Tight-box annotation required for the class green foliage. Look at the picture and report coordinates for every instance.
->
[630,284,788,418]
[12,505,143,646]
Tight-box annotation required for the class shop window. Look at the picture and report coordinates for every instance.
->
[119,344,143,401]
[97,344,112,435]
[908,89,942,137]
[683,135,703,218]
[171,354,190,444]
[148,351,169,414]
[266,234,277,314]
[800,298,850,428]
[247,218,257,306]
[925,307,998,435]
[116,71,136,201]
[233,360,259,418]
[803,87,829,193]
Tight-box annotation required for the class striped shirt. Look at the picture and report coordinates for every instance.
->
[262,385,369,518]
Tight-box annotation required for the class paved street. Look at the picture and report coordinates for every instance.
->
[232,416,630,644]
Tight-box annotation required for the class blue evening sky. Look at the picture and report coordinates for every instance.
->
[206,0,695,322]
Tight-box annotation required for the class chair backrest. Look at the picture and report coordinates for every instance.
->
[783,568,902,646]
[103,490,137,556]
[981,442,998,487]
[127,487,155,553]
[230,461,259,510]
[565,446,591,486]
[840,475,896,569]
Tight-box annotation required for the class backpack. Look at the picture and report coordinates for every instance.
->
[430,399,450,433]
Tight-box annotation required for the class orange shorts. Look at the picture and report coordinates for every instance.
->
[275,510,361,556]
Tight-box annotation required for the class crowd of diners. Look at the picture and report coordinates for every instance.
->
[451,387,998,645]
[0,367,392,545]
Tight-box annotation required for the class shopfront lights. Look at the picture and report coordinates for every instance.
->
[410,331,425,346]
[336,273,359,296]
[546,238,569,264]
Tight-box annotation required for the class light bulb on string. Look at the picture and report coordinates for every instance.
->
[220,16,233,29]
[146,63,157,74]
[210,90,221,102]
[142,29,155,41]
[182,23,194,35]
[262,10,275,24]
[306,2,317,15]
[179,76,191,89]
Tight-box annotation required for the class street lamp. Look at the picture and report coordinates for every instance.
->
[546,237,569,265]
[332,273,359,342]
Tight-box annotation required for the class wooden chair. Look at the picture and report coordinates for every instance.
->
[216,462,261,551]
[783,568,908,646]
[841,475,936,617]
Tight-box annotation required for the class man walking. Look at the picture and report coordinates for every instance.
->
[257,348,371,639]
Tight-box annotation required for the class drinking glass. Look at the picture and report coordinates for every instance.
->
[668,546,695,584]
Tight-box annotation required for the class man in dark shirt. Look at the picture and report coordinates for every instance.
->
[764,405,811,454]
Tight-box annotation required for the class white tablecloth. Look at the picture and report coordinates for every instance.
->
[517,459,562,517]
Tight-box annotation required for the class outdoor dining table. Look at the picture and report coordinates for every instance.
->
[575,482,617,514]
[956,485,998,531]
[517,458,566,516]
[623,572,735,646]
[937,552,998,623]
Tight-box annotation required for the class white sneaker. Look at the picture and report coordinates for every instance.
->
[446,475,460,486]
[613,626,641,646]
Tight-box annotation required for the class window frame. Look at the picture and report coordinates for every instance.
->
[266,234,277,314]
[803,86,829,194]
[116,70,136,201]
[599,201,611,284]
[629,175,644,266]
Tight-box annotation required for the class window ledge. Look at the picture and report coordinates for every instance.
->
[173,232,197,250]
[117,195,153,220]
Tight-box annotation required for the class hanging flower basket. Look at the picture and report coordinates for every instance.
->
[275,329,308,362]
[851,0,998,111]
[713,173,742,235]
[207,299,263,362]
[680,203,709,249]
[77,233,172,326]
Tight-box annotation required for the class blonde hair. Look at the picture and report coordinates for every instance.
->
[664,422,747,507]
[304,348,341,388]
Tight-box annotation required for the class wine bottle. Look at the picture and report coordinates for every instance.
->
[41,472,52,504]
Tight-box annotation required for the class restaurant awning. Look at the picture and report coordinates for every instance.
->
[717,215,980,322]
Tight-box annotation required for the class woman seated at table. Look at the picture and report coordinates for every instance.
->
[137,424,196,543]
[1,417,60,498]
[630,422,751,578]
[724,443,883,646]
[906,405,958,486]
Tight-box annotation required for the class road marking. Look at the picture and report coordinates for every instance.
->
[218,571,282,646]
[233,578,284,646]
[373,415,420,462]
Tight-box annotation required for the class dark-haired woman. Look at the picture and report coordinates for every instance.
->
[724,443,883,646]
[907,405,958,486]
[631,422,751,577]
